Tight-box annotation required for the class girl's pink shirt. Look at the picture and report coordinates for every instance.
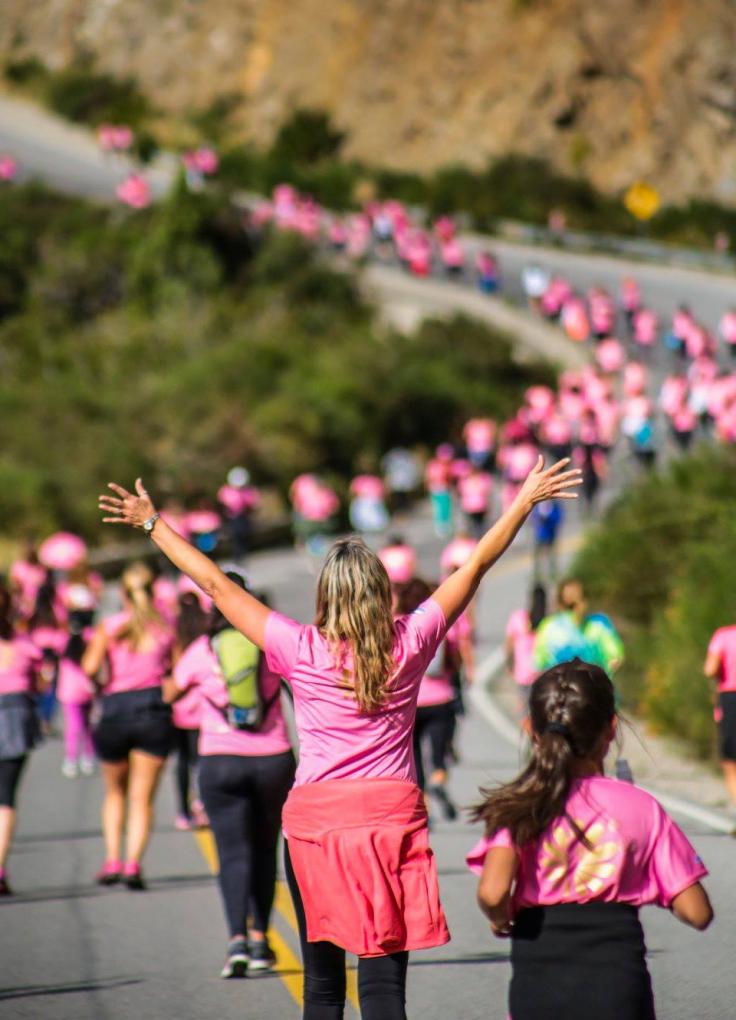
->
[101,613,173,695]
[265,600,447,786]
[0,636,42,695]
[11,560,46,617]
[467,776,707,909]
[174,635,291,755]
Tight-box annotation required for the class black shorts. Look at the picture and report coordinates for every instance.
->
[718,691,736,761]
[0,755,27,808]
[93,689,172,763]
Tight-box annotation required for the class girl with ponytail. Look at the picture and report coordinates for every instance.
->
[82,562,173,889]
[468,659,713,1020]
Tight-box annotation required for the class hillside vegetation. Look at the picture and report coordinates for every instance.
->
[574,445,736,759]
[0,180,552,539]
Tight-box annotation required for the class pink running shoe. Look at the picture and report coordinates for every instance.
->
[175,814,192,831]
[95,860,122,886]
[122,861,145,891]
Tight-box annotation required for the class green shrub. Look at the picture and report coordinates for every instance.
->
[574,445,736,757]
[0,183,551,539]
[271,109,345,165]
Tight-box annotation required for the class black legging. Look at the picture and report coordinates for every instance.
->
[199,751,295,937]
[284,840,409,1020]
[0,756,27,808]
[172,727,199,817]
[413,702,454,791]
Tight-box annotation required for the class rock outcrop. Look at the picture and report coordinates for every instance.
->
[2,0,736,203]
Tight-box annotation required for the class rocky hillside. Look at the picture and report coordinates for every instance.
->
[2,0,736,203]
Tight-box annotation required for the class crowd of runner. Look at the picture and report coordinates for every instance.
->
[0,210,730,1017]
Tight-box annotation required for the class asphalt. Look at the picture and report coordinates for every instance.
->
[2,510,731,1020]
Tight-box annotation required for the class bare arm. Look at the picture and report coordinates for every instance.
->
[477,845,517,937]
[99,479,271,649]
[433,458,580,627]
[704,650,721,679]
[671,882,713,931]
[81,624,109,681]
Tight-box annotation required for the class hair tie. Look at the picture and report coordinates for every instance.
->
[545,721,572,740]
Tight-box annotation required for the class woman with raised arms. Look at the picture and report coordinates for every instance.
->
[99,456,580,1020]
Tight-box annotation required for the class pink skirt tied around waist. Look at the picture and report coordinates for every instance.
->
[282,777,450,958]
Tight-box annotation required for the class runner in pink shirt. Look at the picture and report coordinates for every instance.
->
[468,660,712,1020]
[619,276,641,329]
[463,417,496,469]
[168,592,208,831]
[10,544,47,622]
[99,457,581,1017]
[633,307,658,352]
[505,585,547,720]
[397,579,460,822]
[458,465,494,537]
[217,467,260,559]
[165,571,294,976]
[705,624,736,808]
[0,582,44,895]
[57,624,96,779]
[595,337,626,374]
[82,563,173,889]
[425,444,455,538]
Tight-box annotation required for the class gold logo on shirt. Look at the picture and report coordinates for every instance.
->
[539,819,622,898]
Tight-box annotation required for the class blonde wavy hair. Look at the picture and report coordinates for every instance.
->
[115,562,163,649]
[315,537,396,713]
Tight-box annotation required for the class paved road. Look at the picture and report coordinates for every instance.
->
[2,511,730,1020]
[0,93,733,341]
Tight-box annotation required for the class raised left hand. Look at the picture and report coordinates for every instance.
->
[516,456,581,510]
[98,478,156,529]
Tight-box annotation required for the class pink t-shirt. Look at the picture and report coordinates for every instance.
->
[0,636,42,695]
[440,537,477,575]
[174,635,291,756]
[102,613,173,695]
[458,472,493,514]
[10,560,46,617]
[505,609,537,686]
[379,545,417,584]
[707,625,736,692]
[264,599,447,786]
[467,776,707,910]
[464,419,495,454]
[425,458,452,493]
[57,659,95,705]
[217,484,260,517]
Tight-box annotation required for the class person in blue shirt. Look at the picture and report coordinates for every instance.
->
[531,500,563,583]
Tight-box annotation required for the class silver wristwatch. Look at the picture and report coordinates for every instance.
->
[142,512,160,535]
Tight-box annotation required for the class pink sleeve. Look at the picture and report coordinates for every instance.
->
[404,599,448,662]
[647,808,708,907]
[466,828,514,874]
[264,612,304,679]
[173,644,200,691]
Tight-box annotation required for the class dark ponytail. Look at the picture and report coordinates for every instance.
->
[471,658,616,846]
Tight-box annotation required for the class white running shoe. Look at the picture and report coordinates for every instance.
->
[61,759,79,778]
[220,938,249,979]
[79,757,96,776]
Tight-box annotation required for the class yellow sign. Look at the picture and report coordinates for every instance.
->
[624,182,661,222]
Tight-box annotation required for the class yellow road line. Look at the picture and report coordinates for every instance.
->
[193,829,359,1013]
